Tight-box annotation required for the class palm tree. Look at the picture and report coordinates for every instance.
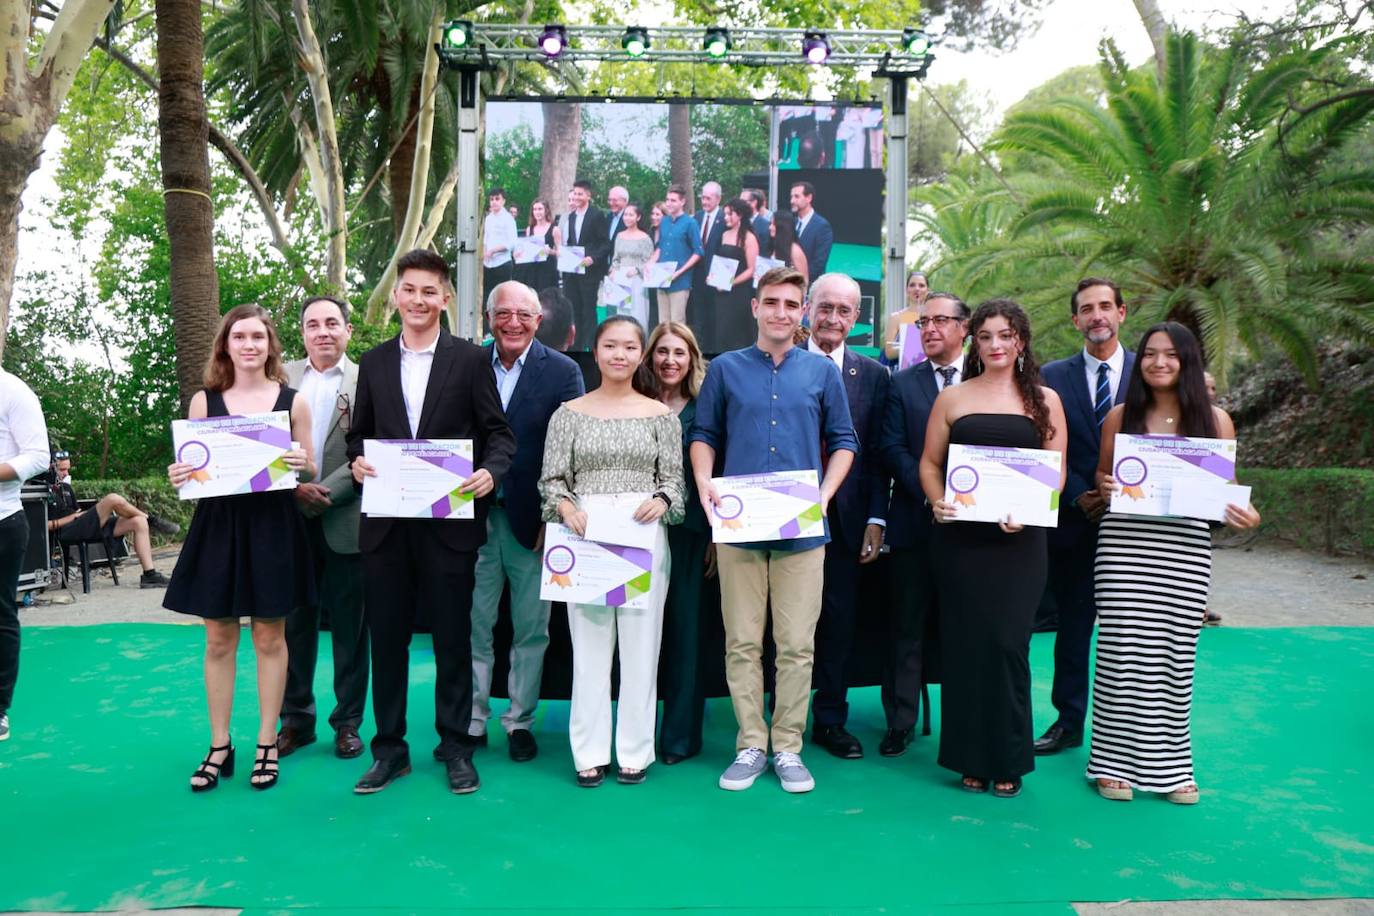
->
[976,31,1374,384]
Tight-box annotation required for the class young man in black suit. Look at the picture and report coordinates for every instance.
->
[347,249,517,795]
[789,181,834,278]
[803,273,891,760]
[559,179,610,350]
[1034,277,1132,755]
[878,292,969,756]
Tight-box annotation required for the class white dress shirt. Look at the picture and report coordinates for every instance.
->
[492,341,532,412]
[399,333,438,437]
[0,369,50,521]
[796,211,811,237]
[483,210,519,268]
[299,359,344,463]
[1083,343,1126,405]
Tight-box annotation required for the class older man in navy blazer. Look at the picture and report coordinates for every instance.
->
[470,281,584,763]
[803,273,891,760]
[878,292,969,757]
[1035,277,1133,755]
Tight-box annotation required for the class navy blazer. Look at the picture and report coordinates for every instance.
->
[797,211,834,277]
[881,360,940,550]
[751,213,771,249]
[829,348,891,548]
[347,328,517,554]
[691,209,727,290]
[1041,348,1135,543]
[482,338,585,550]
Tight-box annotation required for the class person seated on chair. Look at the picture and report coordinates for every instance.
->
[46,451,177,588]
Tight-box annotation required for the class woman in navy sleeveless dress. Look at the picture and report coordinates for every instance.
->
[165,304,318,793]
[920,300,1068,798]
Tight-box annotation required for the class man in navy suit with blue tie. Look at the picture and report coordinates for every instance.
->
[1035,277,1133,755]
[878,292,969,757]
[803,273,890,759]
[470,281,584,763]
[790,181,834,278]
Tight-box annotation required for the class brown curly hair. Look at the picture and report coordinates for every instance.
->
[962,299,1055,442]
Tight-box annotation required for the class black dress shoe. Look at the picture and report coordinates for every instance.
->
[1033,725,1083,755]
[660,749,696,766]
[434,733,487,761]
[507,728,538,762]
[446,755,480,794]
[878,727,915,758]
[354,755,411,794]
[276,725,317,757]
[334,726,364,759]
[812,724,864,759]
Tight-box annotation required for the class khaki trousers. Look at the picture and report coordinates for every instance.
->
[716,544,825,754]
[662,289,690,325]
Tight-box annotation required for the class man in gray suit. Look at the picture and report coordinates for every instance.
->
[278,295,369,760]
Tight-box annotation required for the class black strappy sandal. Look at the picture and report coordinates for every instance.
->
[993,777,1022,798]
[250,742,279,790]
[191,742,234,793]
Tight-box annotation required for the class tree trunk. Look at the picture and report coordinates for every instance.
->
[1132,0,1168,77]
[0,158,37,359]
[156,0,221,416]
[668,103,694,207]
[389,82,420,236]
[539,102,582,217]
[291,0,347,293]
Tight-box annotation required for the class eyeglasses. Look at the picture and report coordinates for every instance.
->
[52,450,69,460]
[491,309,541,324]
[336,393,351,434]
[914,315,962,330]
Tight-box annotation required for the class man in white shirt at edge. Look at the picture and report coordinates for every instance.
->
[482,188,519,308]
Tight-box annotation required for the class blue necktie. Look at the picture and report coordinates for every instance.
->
[1094,362,1111,427]
[937,365,956,390]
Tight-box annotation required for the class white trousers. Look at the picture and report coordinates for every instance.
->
[568,523,671,771]
[470,507,551,734]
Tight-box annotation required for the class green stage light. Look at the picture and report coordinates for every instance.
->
[622,26,650,57]
[442,20,473,50]
[704,27,731,59]
[902,28,930,55]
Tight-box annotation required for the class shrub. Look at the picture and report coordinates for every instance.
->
[1242,468,1374,558]
[71,477,192,547]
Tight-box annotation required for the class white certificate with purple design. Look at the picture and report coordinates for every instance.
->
[540,523,655,609]
[943,444,1062,528]
[1110,434,1238,519]
[709,470,824,544]
[360,439,475,519]
[171,411,296,501]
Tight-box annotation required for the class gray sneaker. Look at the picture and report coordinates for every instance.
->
[718,747,768,791]
[0,714,9,741]
[773,751,815,793]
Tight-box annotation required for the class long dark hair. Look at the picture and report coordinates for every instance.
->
[771,210,800,263]
[962,299,1054,442]
[594,315,656,397]
[1120,322,1216,438]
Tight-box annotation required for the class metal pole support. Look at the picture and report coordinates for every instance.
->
[454,68,482,340]
[884,76,909,336]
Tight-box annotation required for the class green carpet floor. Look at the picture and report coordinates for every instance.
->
[1,624,1372,912]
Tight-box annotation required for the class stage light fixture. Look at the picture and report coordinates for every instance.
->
[538,24,568,58]
[703,27,731,59]
[902,28,930,55]
[801,31,830,64]
[621,26,650,57]
[442,20,473,50]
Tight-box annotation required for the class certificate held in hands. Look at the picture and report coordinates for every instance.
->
[540,522,657,609]
[171,411,297,500]
[361,439,475,519]
[709,470,824,544]
[1110,434,1245,521]
[943,444,1062,528]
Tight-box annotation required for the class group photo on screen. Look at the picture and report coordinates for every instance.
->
[481,99,885,355]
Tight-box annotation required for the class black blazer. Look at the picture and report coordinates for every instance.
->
[830,348,891,548]
[346,328,518,554]
[881,360,940,550]
[561,207,611,277]
[1041,349,1136,544]
[691,209,727,291]
[481,338,585,551]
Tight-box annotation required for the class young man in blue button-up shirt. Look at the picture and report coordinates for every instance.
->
[689,266,857,794]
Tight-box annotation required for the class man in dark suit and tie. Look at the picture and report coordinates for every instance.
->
[689,181,725,350]
[559,179,611,350]
[803,273,890,759]
[790,181,834,278]
[470,281,584,762]
[347,249,517,795]
[878,292,969,756]
[1034,277,1132,755]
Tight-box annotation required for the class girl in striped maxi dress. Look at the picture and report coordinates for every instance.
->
[1088,322,1260,804]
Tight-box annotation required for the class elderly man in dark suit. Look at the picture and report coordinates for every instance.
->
[688,181,725,350]
[559,179,611,350]
[469,281,584,763]
[347,249,517,796]
[1034,277,1133,755]
[878,291,969,757]
[278,296,368,760]
[790,181,834,278]
[802,273,891,760]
